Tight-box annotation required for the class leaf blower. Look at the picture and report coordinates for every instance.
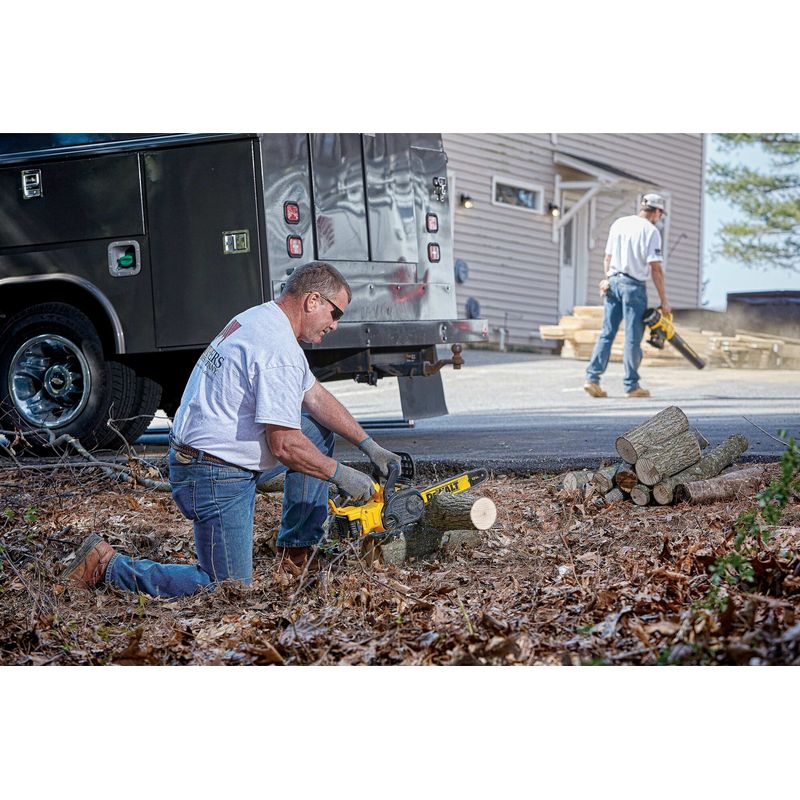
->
[643,307,705,369]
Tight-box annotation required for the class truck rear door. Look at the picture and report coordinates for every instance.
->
[145,138,263,348]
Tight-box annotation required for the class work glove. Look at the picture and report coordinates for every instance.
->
[358,436,401,479]
[330,462,376,502]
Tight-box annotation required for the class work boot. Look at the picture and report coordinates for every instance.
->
[626,386,651,398]
[275,546,328,573]
[583,382,607,398]
[60,533,116,589]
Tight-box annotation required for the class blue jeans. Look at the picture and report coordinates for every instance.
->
[585,273,647,393]
[104,414,335,597]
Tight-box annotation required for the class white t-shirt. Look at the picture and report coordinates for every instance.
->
[171,301,317,471]
[605,214,663,282]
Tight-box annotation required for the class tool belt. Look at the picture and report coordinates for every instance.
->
[170,438,244,469]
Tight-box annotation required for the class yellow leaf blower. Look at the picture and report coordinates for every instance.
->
[643,307,705,369]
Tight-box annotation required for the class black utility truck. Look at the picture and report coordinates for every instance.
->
[0,134,486,449]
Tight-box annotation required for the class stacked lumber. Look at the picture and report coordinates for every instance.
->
[635,329,720,368]
[707,332,800,370]
[540,307,718,367]
[540,306,618,361]
[560,405,764,506]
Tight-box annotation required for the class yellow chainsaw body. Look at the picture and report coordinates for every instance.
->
[328,469,487,538]
[328,483,386,536]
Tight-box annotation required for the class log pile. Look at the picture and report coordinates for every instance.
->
[560,405,764,507]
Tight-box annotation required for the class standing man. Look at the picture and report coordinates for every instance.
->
[584,193,671,398]
[60,261,402,596]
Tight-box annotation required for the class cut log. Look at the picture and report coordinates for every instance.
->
[593,487,625,506]
[592,463,622,494]
[618,428,708,491]
[674,466,768,505]
[378,528,482,566]
[420,493,497,532]
[604,487,625,505]
[614,466,639,492]
[615,406,689,463]
[630,484,652,506]
[562,470,594,491]
[652,434,750,505]
[634,429,702,486]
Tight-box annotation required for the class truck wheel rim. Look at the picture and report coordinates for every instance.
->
[8,334,92,428]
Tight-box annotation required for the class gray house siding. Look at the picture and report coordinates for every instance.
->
[443,133,705,348]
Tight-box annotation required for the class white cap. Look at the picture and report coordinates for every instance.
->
[641,193,667,215]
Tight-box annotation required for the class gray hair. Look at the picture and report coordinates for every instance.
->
[282,261,352,303]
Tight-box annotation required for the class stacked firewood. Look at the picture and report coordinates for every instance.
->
[562,405,767,506]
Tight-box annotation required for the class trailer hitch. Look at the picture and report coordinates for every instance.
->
[422,343,463,375]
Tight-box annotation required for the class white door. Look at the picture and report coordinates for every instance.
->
[557,196,589,316]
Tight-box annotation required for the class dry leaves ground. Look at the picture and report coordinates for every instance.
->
[1,458,799,666]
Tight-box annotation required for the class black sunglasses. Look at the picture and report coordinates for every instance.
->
[319,294,344,321]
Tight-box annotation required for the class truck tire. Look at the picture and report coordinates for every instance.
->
[0,302,138,451]
[114,374,163,445]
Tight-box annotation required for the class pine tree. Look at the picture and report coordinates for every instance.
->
[707,133,800,272]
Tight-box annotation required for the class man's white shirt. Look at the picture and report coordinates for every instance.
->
[605,214,663,282]
[172,302,317,470]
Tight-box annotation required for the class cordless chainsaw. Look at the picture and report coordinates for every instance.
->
[328,452,488,538]
[643,307,706,369]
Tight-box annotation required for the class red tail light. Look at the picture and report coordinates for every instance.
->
[287,236,303,257]
[426,213,439,233]
[284,202,300,224]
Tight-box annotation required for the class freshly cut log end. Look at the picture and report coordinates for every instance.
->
[421,492,497,532]
[630,484,652,506]
[615,405,689,463]
[469,497,497,531]
[562,470,594,491]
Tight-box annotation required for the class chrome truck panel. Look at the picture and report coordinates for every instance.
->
[302,318,488,351]
[259,133,315,288]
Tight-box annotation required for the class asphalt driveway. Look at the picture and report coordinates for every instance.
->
[329,349,800,473]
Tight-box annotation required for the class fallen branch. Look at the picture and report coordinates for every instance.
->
[50,434,170,491]
[675,466,768,505]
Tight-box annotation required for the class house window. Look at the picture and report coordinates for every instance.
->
[491,175,544,214]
